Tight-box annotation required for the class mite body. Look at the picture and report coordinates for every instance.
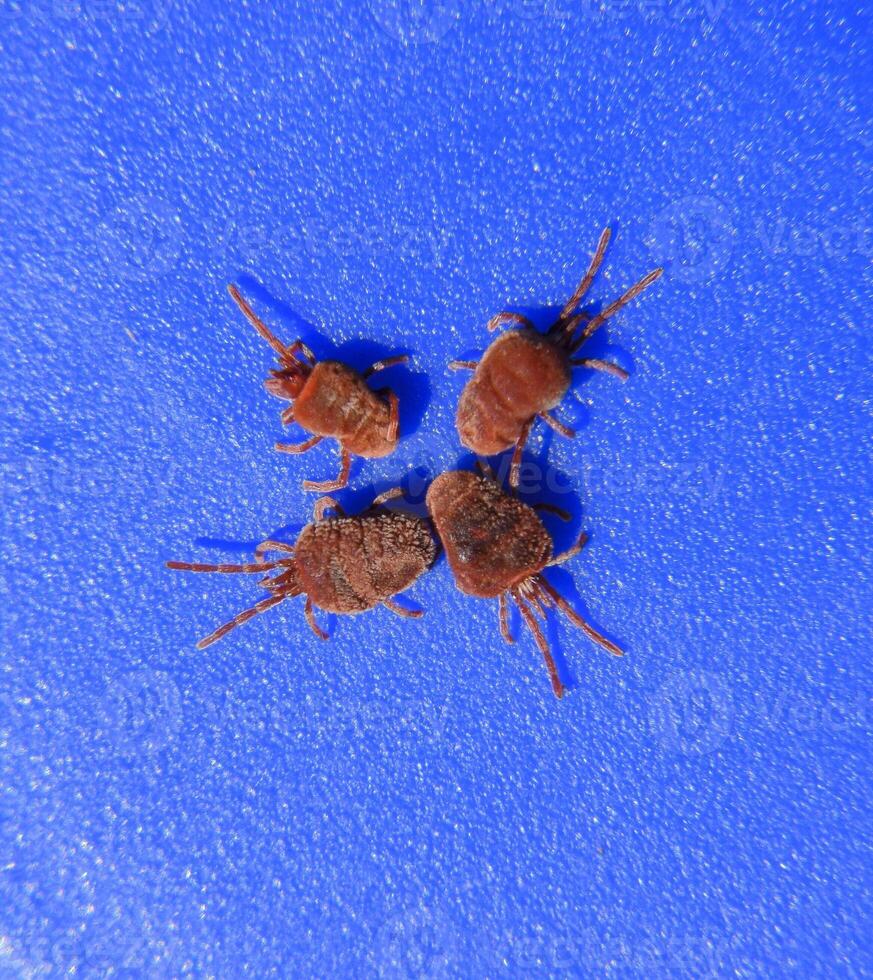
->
[426,468,622,698]
[167,489,436,649]
[229,284,408,492]
[451,228,662,486]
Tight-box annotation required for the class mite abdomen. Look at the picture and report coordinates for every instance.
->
[457,330,570,455]
[294,361,394,457]
[294,512,436,613]
[426,471,552,597]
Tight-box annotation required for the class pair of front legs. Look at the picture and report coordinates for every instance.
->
[497,530,623,699]
[275,355,407,492]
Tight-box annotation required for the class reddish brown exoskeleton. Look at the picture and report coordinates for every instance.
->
[167,488,436,649]
[229,284,408,492]
[426,467,622,698]
[451,228,662,487]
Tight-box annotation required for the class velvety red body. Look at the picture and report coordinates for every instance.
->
[456,329,571,455]
[294,361,396,458]
[293,509,436,613]
[426,471,552,598]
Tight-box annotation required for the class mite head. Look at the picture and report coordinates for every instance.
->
[227,283,317,402]
[265,361,311,400]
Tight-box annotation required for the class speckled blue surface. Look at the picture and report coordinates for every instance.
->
[1,1,871,976]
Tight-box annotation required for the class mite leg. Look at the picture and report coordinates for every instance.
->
[371,486,405,508]
[498,592,515,644]
[281,405,296,425]
[555,310,591,347]
[557,226,612,323]
[548,531,589,567]
[538,411,575,439]
[254,540,296,563]
[513,591,564,699]
[166,559,287,574]
[533,502,571,521]
[475,458,497,482]
[383,597,423,619]
[379,389,400,445]
[569,266,664,353]
[305,597,329,640]
[363,354,409,379]
[228,284,289,358]
[256,541,296,563]
[285,339,316,366]
[276,434,323,454]
[519,578,549,620]
[509,418,533,490]
[313,496,346,521]
[303,447,351,493]
[448,360,478,371]
[487,311,536,333]
[196,594,286,650]
[535,576,623,657]
[569,357,629,381]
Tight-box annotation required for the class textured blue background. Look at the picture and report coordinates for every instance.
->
[1,1,870,976]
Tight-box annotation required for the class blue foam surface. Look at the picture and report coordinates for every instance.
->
[1,1,870,975]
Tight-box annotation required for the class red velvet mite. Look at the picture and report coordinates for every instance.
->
[450,228,662,487]
[426,467,622,698]
[229,284,409,492]
[167,488,436,648]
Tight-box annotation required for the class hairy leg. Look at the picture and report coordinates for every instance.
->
[254,540,296,564]
[509,418,533,490]
[498,592,514,644]
[383,597,423,619]
[363,354,409,379]
[535,576,623,657]
[167,559,286,574]
[303,448,352,493]
[196,594,286,650]
[570,266,663,352]
[557,226,612,322]
[538,411,575,439]
[548,532,589,567]
[314,496,345,521]
[487,311,536,333]
[570,357,629,381]
[371,486,405,508]
[275,434,323,454]
[305,597,329,640]
[513,591,564,698]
